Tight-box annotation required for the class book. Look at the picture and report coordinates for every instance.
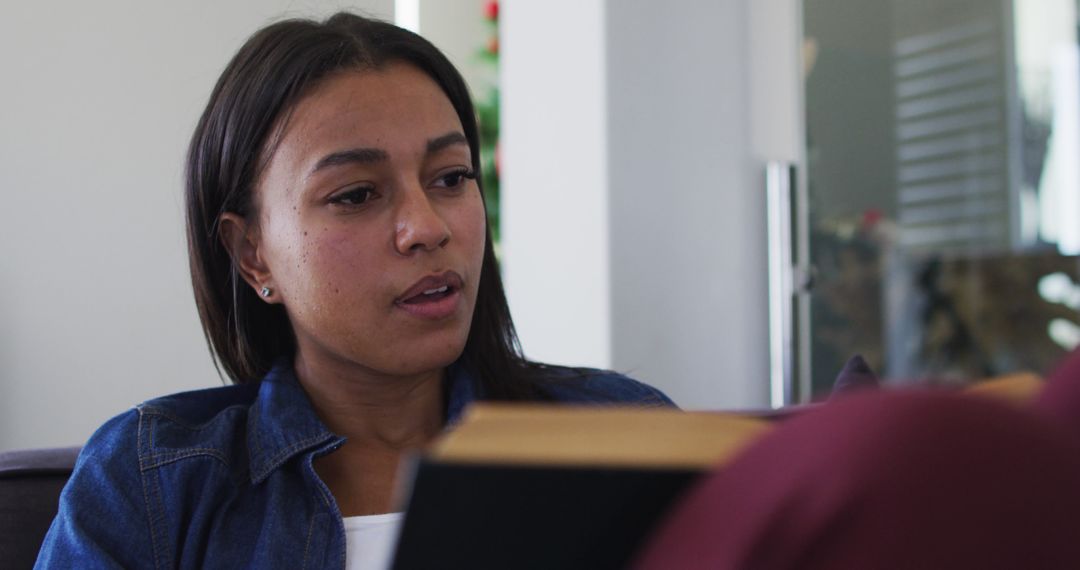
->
[390,404,771,570]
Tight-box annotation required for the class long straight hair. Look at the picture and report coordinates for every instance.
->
[185,12,544,400]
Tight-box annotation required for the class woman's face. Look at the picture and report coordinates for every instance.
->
[239,63,486,378]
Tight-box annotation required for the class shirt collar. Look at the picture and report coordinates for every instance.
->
[444,359,483,428]
[247,357,484,484]
[246,361,336,484]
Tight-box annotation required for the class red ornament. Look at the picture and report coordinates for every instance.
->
[485,1,499,21]
[487,36,499,55]
[861,208,884,230]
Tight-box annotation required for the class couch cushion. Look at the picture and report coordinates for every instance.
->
[0,447,80,569]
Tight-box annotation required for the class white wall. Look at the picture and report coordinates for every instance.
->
[606,1,766,409]
[501,0,612,368]
[0,0,393,451]
[503,0,801,409]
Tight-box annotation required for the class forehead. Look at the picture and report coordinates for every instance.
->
[270,63,465,171]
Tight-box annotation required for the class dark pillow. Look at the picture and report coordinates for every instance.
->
[0,447,80,569]
[831,354,880,399]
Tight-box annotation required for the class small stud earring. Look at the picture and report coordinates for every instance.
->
[260,286,272,298]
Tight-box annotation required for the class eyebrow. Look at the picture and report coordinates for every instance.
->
[426,131,468,154]
[308,131,469,177]
[310,148,388,174]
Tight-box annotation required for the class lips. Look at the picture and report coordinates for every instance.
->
[395,271,464,318]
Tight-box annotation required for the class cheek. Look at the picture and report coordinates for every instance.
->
[307,232,377,295]
[275,225,382,315]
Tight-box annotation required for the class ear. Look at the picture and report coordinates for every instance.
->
[219,212,278,304]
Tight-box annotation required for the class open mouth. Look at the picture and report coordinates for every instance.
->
[400,284,456,304]
[394,271,465,319]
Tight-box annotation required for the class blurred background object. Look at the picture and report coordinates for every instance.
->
[802,0,1080,398]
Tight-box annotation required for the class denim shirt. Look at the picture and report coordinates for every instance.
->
[35,360,674,569]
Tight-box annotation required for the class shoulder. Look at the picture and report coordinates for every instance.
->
[137,382,260,425]
[80,383,261,472]
[39,383,260,567]
[135,383,261,467]
[534,365,677,408]
[37,406,149,567]
[58,384,260,523]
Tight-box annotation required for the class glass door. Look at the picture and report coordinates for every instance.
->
[801,0,1080,398]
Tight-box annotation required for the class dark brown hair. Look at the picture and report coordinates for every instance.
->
[185,12,543,399]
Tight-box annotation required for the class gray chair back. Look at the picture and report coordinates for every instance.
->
[0,447,80,569]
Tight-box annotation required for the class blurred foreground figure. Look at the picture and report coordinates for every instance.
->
[635,384,1080,569]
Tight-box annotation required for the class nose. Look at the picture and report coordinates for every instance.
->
[394,186,451,255]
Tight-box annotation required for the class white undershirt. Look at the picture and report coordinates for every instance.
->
[343,512,405,570]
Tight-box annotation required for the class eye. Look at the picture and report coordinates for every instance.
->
[328,186,375,206]
[432,168,476,190]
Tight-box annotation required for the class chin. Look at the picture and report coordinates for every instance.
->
[379,332,470,376]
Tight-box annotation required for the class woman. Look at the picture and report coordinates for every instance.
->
[36,12,672,569]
